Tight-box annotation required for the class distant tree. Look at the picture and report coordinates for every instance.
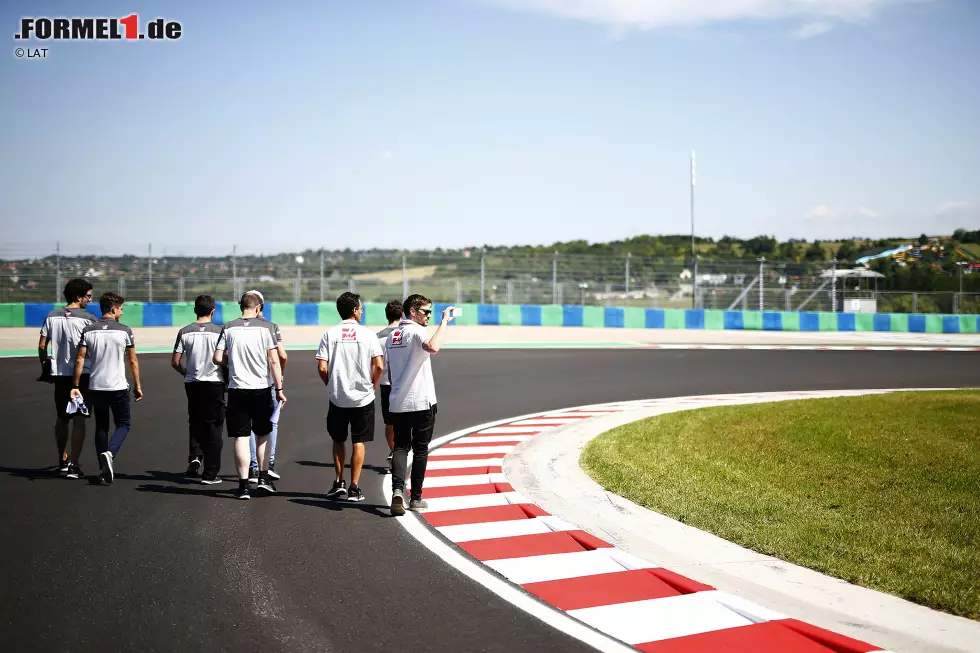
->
[918,233,929,246]
[803,241,825,261]
[835,240,858,262]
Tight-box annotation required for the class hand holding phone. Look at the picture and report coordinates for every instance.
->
[443,306,460,322]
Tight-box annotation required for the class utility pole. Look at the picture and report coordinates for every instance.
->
[831,258,838,312]
[319,249,325,303]
[552,251,558,305]
[402,254,408,299]
[480,250,486,304]
[758,257,765,312]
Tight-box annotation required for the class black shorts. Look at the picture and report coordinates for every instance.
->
[327,401,375,444]
[380,385,392,425]
[54,375,90,419]
[226,388,274,438]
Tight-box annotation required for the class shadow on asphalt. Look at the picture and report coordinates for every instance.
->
[296,459,390,475]
[0,465,63,481]
[288,497,392,518]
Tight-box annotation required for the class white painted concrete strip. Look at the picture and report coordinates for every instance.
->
[407,472,508,490]
[438,517,557,543]
[486,550,630,584]
[430,445,515,457]
[455,435,533,444]
[476,426,547,435]
[422,491,527,513]
[567,592,756,645]
[509,418,587,426]
[426,458,503,470]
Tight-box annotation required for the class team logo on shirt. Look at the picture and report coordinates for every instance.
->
[341,326,357,342]
[391,330,403,346]
[102,324,108,329]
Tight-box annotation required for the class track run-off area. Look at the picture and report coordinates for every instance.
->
[0,347,977,653]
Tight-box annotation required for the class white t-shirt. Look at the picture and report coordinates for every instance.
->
[215,318,278,390]
[386,320,437,413]
[376,325,398,387]
[315,320,383,408]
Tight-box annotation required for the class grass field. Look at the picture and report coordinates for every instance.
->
[580,390,980,620]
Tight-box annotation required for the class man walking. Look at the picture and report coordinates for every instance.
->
[38,278,97,479]
[172,295,225,484]
[246,290,288,482]
[386,294,455,515]
[376,300,404,471]
[214,292,286,500]
[71,292,143,485]
[316,292,383,502]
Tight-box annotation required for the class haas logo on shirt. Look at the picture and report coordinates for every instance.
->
[102,324,108,330]
[341,326,357,342]
[391,330,403,346]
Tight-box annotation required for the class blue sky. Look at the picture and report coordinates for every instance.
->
[2,0,978,256]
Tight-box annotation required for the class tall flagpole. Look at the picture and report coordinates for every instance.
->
[690,151,697,309]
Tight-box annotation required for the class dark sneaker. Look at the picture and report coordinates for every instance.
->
[234,486,250,500]
[326,480,347,500]
[200,477,223,485]
[58,459,70,475]
[65,463,83,479]
[386,451,393,463]
[185,458,202,477]
[267,464,280,480]
[390,489,406,516]
[347,486,365,502]
[408,499,428,512]
[99,451,114,484]
[247,467,259,483]
[256,477,278,495]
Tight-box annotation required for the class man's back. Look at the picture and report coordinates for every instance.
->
[174,322,223,383]
[317,321,382,408]
[80,318,134,391]
[217,318,275,390]
[386,320,436,412]
[376,325,397,386]
[42,307,97,376]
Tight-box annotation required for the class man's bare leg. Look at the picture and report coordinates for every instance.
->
[234,437,251,479]
[332,441,346,483]
[350,443,366,487]
[55,418,70,467]
[255,434,269,472]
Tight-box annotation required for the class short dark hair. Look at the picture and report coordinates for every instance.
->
[99,292,125,315]
[194,294,215,317]
[239,292,262,311]
[385,300,404,323]
[336,292,361,320]
[403,294,432,316]
[63,278,93,304]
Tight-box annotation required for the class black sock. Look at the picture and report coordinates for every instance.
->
[239,479,248,489]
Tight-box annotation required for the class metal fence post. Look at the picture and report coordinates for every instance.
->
[295,267,301,303]
[402,254,408,299]
[831,258,837,312]
[758,257,765,311]
[319,249,324,303]
[148,243,153,302]
[55,241,61,302]
[913,292,918,313]
[455,279,462,306]
[552,251,558,305]
[694,256,699,309]
[480,251,486,304]
[625,252,631,297]
[506,280,513,304]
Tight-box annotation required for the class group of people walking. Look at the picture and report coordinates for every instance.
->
[38,279,453,514]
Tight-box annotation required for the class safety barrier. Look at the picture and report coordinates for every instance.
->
[2,302,978,334]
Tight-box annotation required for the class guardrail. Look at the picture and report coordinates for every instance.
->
[3,302,978,334]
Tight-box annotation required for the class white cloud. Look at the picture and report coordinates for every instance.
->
[481,0,918,31]
[936,200,970,214]
[808,204,842,219]
[793,21,833,39]
[808,205,880,220]
[381,150,393,161]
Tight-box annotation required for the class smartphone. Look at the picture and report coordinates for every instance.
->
[448,306,462,318]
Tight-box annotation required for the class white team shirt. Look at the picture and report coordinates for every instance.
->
[385,319,437,413]
[315,320,383,408]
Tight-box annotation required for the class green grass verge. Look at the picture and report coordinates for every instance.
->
[580,390,980,620]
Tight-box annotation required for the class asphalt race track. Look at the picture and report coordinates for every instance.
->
[1,349,977,653]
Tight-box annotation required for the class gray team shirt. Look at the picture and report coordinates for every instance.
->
[376,326,396,387]
[215,317,277,390]
[79,318,135,391]
[40,307,98,376]
[256,316,284,385]
[174,322,223,383]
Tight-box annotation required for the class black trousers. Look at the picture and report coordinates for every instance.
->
[185,382,225,479]
[390,405,438,501]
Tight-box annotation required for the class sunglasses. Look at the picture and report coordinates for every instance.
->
[420,309,433,316]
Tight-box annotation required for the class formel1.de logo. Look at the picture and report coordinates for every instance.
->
[15,15,182,41]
